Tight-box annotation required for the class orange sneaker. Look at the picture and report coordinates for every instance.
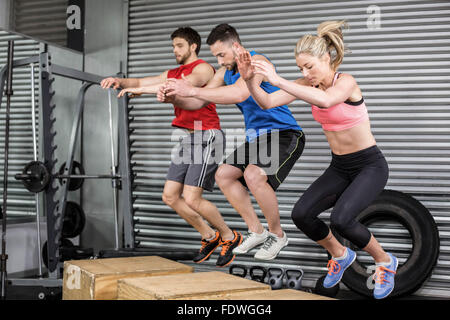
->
[193,231,221,263]
[216,230,243,267]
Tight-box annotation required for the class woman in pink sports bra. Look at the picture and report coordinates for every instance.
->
[236,20,398,299]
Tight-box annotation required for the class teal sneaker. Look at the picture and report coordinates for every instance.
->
[323,247,356,288]
[373,252,398,299]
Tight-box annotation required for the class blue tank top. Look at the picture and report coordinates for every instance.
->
[224,50,301,142]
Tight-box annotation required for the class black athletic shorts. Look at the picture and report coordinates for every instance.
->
[224,129,305,191]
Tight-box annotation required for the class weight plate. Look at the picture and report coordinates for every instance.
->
[58,161,85,191]
[21,161,50,193]
[62,201,86,238]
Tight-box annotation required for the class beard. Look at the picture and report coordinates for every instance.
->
[176,51,192,65]
[224,60,237,71]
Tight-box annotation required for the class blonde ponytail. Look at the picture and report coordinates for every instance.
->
[295,20,348,70]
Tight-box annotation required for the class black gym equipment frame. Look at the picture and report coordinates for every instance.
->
[0,51,135,289]
[1,40,15,300]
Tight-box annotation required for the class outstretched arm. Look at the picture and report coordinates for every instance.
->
[235,48,297,109]
[157,86,211,110]
[117,63,216,98]
[163,67,252,106]
[157,67,228,110]
[117,83,165,98]
[252,60,357,108]
[100,71,169,91]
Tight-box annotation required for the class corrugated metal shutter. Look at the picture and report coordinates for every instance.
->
[0,31,40,217]
[13,0,68,48]
[127,0,450,297]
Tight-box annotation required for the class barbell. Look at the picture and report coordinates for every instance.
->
[15,160,120,193]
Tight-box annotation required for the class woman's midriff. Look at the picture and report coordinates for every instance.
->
[324,119,377,155]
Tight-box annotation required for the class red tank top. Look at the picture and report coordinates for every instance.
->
[168,59,221,130]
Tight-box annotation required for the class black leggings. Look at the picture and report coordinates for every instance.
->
[291,145,389,249]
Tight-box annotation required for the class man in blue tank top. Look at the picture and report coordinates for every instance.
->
[159,24,305,262]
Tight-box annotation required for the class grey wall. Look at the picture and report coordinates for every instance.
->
[0,220,47,275]
[0,0,11,30]
[81,0,126,252]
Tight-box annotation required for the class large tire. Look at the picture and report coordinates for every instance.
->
[336,189,439,298]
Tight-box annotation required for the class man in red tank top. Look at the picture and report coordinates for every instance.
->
[100,27,241,267]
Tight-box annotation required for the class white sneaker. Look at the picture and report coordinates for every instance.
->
[254,232,288,261]
[233,229,269,254]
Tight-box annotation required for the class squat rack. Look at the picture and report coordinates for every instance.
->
[0,48,135,289]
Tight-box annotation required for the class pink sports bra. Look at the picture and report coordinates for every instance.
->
[311,72,369,131]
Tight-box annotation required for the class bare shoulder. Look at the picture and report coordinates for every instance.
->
[192,62,215,74]
[336,72,362,101]
[336,72,357,85]
[251,53,270,63]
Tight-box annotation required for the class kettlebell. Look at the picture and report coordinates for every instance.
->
[267,267,284,290]
[286,268,304,290]
[229,264,247,278]
[249,266,267,283]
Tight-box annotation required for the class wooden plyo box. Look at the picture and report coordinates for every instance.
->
[221,288,336,300]
[62,256,194,300]
[118,271,271,300]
